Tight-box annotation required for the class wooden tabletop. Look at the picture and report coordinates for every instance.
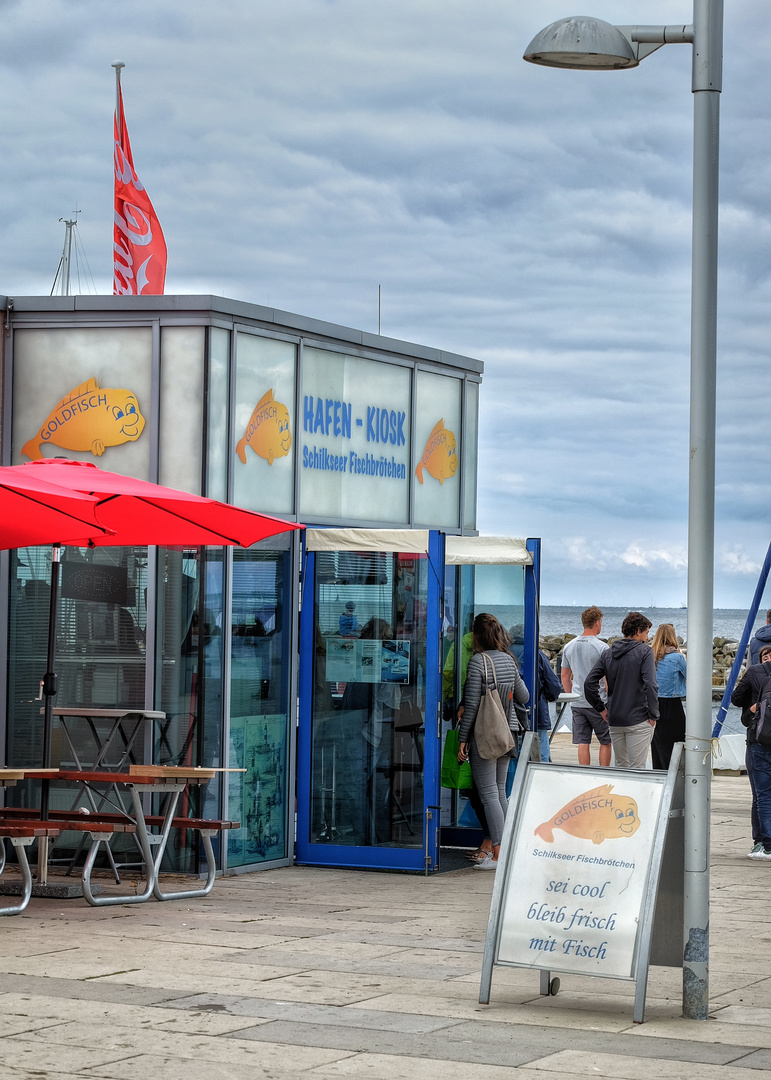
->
[0,769,27,783]
[23,767,215,784]
[41,708,167,720]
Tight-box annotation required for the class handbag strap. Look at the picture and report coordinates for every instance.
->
[481,652,497,692]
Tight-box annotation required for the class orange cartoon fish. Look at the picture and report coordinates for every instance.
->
[415,419,457,485]
[21,378,145,461]
[236,389,292,466]
[534,784,641,846]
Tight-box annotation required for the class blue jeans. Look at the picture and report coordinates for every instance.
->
[746,741,761,844]
[748,742,771,848]
[538,728,550,763]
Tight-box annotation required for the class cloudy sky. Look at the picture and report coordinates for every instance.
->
[1,0,770,608]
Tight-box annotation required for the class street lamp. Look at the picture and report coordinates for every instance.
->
[524,2,723,1023]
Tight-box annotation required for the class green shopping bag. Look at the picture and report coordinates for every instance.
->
[441,728,473,789]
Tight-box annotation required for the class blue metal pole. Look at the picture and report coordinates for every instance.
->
[712,541,771,736]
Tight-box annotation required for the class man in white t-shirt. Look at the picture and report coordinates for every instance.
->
[561,606,611,766]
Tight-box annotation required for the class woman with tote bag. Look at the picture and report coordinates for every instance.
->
[457,613,530,871]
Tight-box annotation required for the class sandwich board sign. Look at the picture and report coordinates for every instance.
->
[480,735,683,1023]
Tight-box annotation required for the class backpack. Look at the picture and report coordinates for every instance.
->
[752,663,771,747]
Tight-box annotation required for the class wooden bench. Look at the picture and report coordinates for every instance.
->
[45,812,240,901]
[0,807,238,902]
[1,817,137,907]
[0,823,61,916]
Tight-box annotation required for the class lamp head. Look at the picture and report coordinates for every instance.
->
[524,17,638,70]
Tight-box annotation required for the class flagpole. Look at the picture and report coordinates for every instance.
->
[112,60,124,120]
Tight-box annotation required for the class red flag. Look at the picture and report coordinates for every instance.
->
[113,84,167,295]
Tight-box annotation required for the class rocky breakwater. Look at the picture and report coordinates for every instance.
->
[539,633,744,699]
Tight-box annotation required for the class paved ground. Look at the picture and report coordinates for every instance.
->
[1,758,769,1078]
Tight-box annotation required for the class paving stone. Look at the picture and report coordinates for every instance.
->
[0,1037,131,1074]
[86,1051,354,1079]
[526,1049,771,1078]
[712,1007,771,1027]
[309,1053,532,1078]
[165,993,461,1032]
[0,974,182,1006]
[632,1019,771,1049]
[729,1049,771,1070]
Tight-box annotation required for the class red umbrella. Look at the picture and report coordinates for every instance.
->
[21,458,299,548]
[0,465,114,547]
[0,459,302,782]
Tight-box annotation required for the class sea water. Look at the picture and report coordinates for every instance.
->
[539,605,766,643]
[539,606,763,739]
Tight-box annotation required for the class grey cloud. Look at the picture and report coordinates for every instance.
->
[1,0,770,605]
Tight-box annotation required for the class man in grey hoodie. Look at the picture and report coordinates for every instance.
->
[584,611,659,769]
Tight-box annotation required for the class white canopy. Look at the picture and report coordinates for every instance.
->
[445,536,532,565]
[305,529,532,565]
[305,528,431,554]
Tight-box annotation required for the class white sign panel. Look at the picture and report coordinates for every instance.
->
[325,639,410,685]
[496,766,666,980]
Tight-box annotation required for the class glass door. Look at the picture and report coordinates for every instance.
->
[439,539,541,849]
[296,532,443,871]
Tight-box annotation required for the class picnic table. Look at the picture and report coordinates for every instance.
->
[1,766,240,911]
[46,707,166,772]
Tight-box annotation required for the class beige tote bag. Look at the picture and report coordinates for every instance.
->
[474,654,516,760]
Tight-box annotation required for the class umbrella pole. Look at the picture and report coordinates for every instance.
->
[37,544,61,884]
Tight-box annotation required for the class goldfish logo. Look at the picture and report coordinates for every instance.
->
[415,419,457,485]
[535,785,641,846]
[21,378,145,461]
[236,389,292,466]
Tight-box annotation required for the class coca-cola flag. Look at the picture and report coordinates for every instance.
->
[113,84,167,294]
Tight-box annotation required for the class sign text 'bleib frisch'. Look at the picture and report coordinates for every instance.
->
[21,378,146,461]
[497,774,665,980]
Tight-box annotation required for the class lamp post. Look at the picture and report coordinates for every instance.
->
[524,1,722,1022]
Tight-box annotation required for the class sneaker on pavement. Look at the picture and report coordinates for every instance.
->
[754,848,771,861]
[473,857,498,871]
[749,842,764,858]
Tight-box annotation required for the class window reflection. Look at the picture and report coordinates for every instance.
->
[227,546,291,867]
[310,550,426,848]
[7,546,148,767]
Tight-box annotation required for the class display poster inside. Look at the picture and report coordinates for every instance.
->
[496,766,666,980]
[325,638,410,684]
[228,712,287,865]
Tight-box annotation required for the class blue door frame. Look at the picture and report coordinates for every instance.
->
[296,532,444,871]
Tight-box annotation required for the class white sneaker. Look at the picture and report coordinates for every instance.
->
[473,856,498,871]
[754,848,771,861]
[749,842,764,858]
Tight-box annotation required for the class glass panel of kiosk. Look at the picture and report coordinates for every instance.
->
[296,532,443,871]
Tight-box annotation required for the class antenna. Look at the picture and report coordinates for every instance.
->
[50,211,97,296]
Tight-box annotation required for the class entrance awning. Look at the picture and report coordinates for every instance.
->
[305,529,532,565]
[305,529,431,554]
[445,536,532,566]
